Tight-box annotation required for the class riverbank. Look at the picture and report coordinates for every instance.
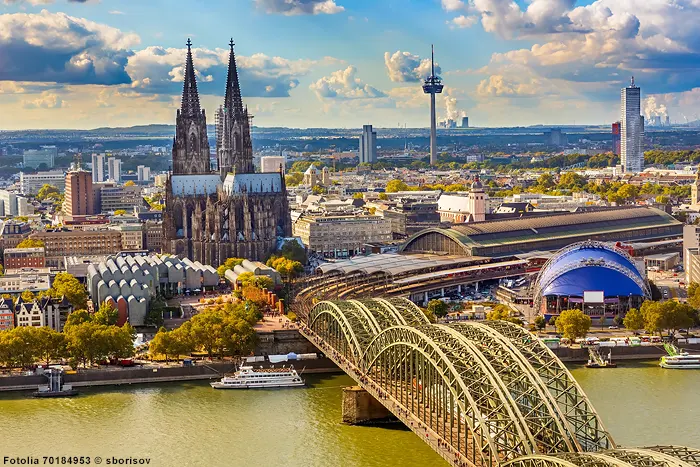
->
[0,357,341,392]
[553,343,700,362]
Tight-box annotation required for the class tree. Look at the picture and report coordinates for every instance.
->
[4,326,39,368]
[150,327,178,361]
[146,296,166,327]
[94,301,119,326]
[548,315,557,328]
[114,209,127,216]
[65,309,91,328]
[426,299,449,318]
[36,184,60,201]
[556,309,592,340]
[655,195,670,204]
[486,305,522,325]
[216,257,245,278]
[422,308,437,323]
[124,181,136,187]
[534,316,546,331]
[20,290,35,302]
[253,275,274,291]
[268,257,303,282]
[52,272,88,310]
[35,327,66,365]
[378,193,389,201]
[311,185,327,195]
[557,172,586,190]
[385,179,409,193]
[623,308,645,331]
[352,192,364,200]
[617,184,640,202]
[285,172,303,186]
[278,240,307,264]
[537,173,555,190]
[16,238,45,249]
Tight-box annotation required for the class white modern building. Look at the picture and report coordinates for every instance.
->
[621,78,644,173]
[0,190,33,217]
[107,157,122,183]
[23,146,57,170]
[19,171,66,195]
[137,165,151,182]
[260,156,286,174]
[437,180,487,223]
[359,124,377,164]
[92,153,105,183]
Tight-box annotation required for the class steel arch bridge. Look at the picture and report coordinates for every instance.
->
[298,298,699,467]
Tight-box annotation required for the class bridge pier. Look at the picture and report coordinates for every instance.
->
[342,386,393,425]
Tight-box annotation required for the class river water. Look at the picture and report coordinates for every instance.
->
[0,361,698,467]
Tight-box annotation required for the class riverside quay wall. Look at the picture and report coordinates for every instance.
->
[0,357,340,392]
[553,343,700,362]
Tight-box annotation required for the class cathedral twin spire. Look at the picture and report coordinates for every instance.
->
[175,38,252,177]
[181,39,202,118]
[178,38,244,120]
[224,39,245,119]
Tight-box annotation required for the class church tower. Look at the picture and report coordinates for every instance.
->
[172,39,211,175]
[217,39,254,178]
[692,170,700,207]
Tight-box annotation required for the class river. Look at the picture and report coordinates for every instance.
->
[0,361,698,467]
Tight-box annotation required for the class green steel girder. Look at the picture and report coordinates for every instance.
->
[357,298,406,329]
[363,325,536,464]
[447,322,579,453]
[503,455,585,467]
[308,301,365,363]
[602,449,695,467]
[384,297,431,326]
[303,299,699,467]
[481,320,615,451]
[644,447,700,467]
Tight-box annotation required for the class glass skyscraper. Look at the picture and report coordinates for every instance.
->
[621,79,644,173]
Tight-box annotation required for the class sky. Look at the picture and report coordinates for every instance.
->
[0,0,699,130]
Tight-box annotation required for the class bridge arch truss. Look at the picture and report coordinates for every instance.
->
[301,299,697,467]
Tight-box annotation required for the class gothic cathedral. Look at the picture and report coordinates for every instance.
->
[163,39,292,266]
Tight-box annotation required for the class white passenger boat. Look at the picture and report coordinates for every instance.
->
[210,366,305,389]
[660,353,700,369]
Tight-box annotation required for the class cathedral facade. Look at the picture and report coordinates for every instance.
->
[162,39,292,266]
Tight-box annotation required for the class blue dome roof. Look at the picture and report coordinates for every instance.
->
[537,243,647,298]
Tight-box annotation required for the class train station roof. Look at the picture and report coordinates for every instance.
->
[316,253,485,276]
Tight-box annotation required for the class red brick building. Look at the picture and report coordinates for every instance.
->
[3,247,46,269]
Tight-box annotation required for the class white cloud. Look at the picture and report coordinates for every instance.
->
[450,15,478,28]
[22,91,64,109]
[476,75,540,98]
[0,10,139,85]
[384,51,441,83]
[310,66,385,100]
[126,46,325,97]
[254,0,344,16]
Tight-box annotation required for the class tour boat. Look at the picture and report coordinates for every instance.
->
[210,366,305,389]
[660,353,700,369]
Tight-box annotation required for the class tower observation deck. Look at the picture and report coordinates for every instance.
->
[423,45,444,166]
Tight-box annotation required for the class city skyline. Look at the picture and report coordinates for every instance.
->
[1,0,699,130]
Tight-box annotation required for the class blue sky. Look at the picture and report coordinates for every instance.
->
[1,0,699,129]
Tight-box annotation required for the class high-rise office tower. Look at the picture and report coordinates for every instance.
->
[64,170,95,217]
[422,45,443,166]
[359,125,377,164]
[137,165,151,182]
[621,78,644,173]
[91,153,105,183]
[107,157,122,183]
[612,122,621,155]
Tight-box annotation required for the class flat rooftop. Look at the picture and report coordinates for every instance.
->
[316,253,488,276]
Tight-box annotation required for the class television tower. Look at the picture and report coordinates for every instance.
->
[422,45,443,166]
